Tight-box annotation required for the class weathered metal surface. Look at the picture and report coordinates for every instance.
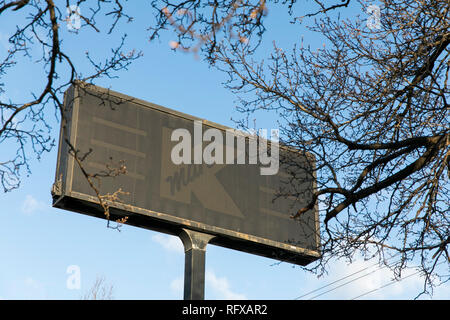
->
[52,82,320,265]
[179,229,215,300]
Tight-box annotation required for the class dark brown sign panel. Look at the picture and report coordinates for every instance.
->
[52,83,320,265]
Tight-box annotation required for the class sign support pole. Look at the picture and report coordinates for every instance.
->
[179,228,215,300]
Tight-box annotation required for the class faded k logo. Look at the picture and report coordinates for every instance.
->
[160,121,279,217]
[160,126,245,218]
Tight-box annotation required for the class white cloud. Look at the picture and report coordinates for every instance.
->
[0,32,10,51]
[170,277,184,295]
[330,259,406,299]
[8,277,47,299]
[152,234,184,254]
[21,195,46,215]
[168,271,247,300]
[206,270,247,300]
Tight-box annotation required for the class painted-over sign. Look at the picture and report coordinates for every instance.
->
[52,83,320,265]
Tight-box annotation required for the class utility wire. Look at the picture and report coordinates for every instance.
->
[306,259,401,300]
[351,261,446,300]
[294,254,400,300]
[294,261,381,300]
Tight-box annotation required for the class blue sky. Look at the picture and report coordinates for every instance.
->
[0,1,448,300]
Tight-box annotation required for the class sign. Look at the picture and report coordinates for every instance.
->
[52,82,320,265]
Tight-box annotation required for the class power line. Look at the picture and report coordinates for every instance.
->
[307,259,401,300]
[294,261,380,300]
[351,261,446,300]
[294,254,400,300]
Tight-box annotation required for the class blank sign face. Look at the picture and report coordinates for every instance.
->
[53,83,320,265]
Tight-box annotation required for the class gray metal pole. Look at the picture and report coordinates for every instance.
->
[179,228,215,300]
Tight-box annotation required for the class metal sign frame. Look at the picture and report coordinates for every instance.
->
[52,83,321,270]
